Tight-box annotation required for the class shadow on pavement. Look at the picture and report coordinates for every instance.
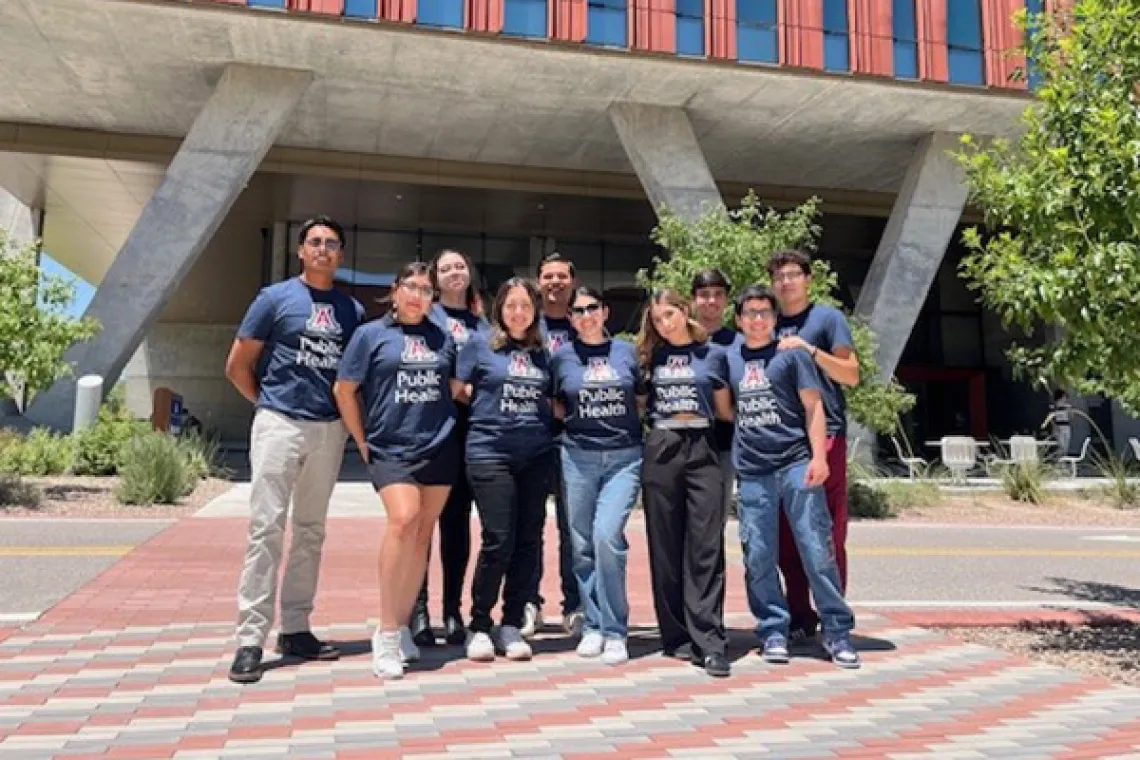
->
[1023,577,1140,610]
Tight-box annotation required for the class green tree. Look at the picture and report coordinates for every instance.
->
[638,192,914,434]
[0,229,100,406]
[955,0,1140,409]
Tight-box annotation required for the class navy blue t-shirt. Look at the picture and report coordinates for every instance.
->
[237,277,364,422]
[540,315,576,356]
[458,335,554,463]
[430,303,490,352]
[776,303,854,437]
[709,327,740,451]
[728,342,824,477]
[552,339,644,451]
[646,342,729,424]
[337,314,457,462]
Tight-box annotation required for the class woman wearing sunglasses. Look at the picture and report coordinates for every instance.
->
[636,288,734,678]
[551,287,645,666]
[334,262,460,680]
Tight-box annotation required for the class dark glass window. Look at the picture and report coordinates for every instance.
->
[676,0,704,56]
[587,0,628,48]
[737,0,778,63]
[417,0,464,29]
[947,0,985,85]
[892,0,918,78]
[823,0,849,72]
[503,0,548,37]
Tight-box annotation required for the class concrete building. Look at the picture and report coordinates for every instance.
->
[1,0,1132,452]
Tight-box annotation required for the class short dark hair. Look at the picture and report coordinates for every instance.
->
[767,249,812,277]
[734,285,777,316]
[297,215,345,247]
[691,269,732,296]
[569,285,604,310]
[536,252,576,278]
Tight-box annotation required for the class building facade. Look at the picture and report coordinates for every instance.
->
[3,0,1132,453]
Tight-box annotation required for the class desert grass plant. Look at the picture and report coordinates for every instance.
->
[177,430,224,483]
[116,431,193,506]
[1000,460,1051,504]
[0,472,41,508]
[846,453,941,519]
[1091,449,1140,509]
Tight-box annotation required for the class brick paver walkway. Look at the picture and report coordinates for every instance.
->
[1,514,1138,759]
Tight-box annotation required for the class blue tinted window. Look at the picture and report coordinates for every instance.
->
[737,0,778,63]
[676,0,703,16]
[947,0,984,85]
[894,40,918,78]
[823,0,848,32]
[418,0,464,28]
[587,0,627,47]
[248,0,286,7]
[822,0,848,71]
[677,17,704,56]
[344,0,376,17]
[503,0,547,37]
[1026,0,1044,89]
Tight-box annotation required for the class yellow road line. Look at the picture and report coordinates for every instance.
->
[0,546,133,557]
[727,545,1140,559]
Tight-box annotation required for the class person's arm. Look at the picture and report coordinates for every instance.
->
[333,379,370,464]
[224,339,263,405]
[714,387,735,422]
[778,336,858,387]
[801,388,830,486]
[450,379,473,403]
[552,398,567,420]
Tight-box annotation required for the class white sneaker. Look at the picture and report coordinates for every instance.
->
[398,626,420,663]
[371,629,404,680]
[577,629,604,658]
[601,637,629,666]
[520,601,541,637]
[496,625,533,661]
[562,610,585,637]
[466,631,495,662]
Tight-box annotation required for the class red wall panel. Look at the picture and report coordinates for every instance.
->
[850,0,893,76]
[381,0,416,21]
[781,0,823,69]
[468,0,504,32]
[289,0,344,12]
[550,0,587,42]
[632,0,677,53]
[982,0,1027,89]
[707,0,735,59]
[916,0,948,82]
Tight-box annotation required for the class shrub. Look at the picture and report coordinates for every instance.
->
[1000,461,1050,504]
[1091,450,1140,510]
[177,430,222,483]
[0,427,74,476]
[116,432,193,506]
[848,481,895,519]
[72,402,150,476]
[0,473,41,508]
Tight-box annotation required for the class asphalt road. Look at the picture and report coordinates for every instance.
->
[0,516,1137,622]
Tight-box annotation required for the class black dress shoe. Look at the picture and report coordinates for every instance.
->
[443,612,466,646]
[276,632,340,661]
[229,646,263,684]
[702,653,731,678]
[665,642,693,661]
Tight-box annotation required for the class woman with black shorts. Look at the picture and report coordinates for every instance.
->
[334,262,460,680]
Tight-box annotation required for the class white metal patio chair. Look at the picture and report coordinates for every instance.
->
[1059,437,1091,478]
[1130,437,1140,463]
[940,436,978,484]
[891,435,927,480]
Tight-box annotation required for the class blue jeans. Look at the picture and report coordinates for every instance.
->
[737,460,854,641]
[561,445,644,638]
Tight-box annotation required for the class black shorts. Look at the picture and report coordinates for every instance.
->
[368,436,460,491]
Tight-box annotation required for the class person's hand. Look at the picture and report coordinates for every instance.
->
[358,442,370,464]
[805,456,829,487]
[778,335,812,354]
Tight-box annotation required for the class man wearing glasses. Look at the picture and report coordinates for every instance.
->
[224,215,365,683]
[767,249,858,648]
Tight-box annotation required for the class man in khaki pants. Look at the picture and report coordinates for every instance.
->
[224,215,365,683]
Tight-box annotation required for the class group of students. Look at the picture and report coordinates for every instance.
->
[223,214,860,684]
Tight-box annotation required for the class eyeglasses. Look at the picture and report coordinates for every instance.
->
[570,302,603,317]
[742,308,776,320]
[772,270,805,283]
[399,281,434,298]
[304,237,342,252]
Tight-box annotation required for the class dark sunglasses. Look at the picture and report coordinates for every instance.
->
[570,302,603,317]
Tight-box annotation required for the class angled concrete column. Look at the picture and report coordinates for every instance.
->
[0,187,41,250]
[27,64,312,429]
[607,104,723,222]
[855,132,968,379]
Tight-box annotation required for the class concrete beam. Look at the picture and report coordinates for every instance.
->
[27,64,312,429]
[854,132,968,378]
[607,103,723,222]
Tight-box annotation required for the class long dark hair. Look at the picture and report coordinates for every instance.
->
[636,288,707,369]
[489,277,544,351]
[429,248,481,311]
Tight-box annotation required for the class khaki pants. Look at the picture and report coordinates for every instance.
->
[236,408,348,647]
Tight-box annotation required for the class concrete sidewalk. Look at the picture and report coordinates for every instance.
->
[0,509,1138,758]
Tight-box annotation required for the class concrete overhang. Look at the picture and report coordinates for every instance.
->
[1,0,1030,197]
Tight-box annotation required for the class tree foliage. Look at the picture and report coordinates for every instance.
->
[0,229,100,404]
[638,192,915,434]
[955,0,1140,410]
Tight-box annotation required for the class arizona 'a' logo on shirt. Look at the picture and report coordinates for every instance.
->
[447,318,469,344]
[306,303,342,336]
[546,331,569,353]
[401,335,438,364]
[508,351,544,380]
[583,357,618,384]
[740,360,770,392]
[776,325,798,340]
[656,354,695,381]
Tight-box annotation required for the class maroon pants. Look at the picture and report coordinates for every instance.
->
[777,435,848,634]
